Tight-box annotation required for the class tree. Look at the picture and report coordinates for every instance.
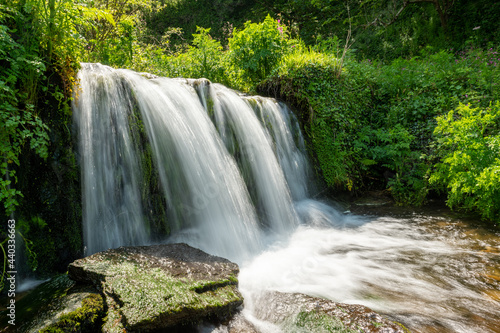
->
[361,0,455,32]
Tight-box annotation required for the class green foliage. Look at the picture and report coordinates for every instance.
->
[0,4,50,215]
[170,27,228,83]
[375,49,500,128]
[261,40,499,208]
[80,0,150,68]
[132,15,298,92]
[1,0,83,277]
[143,0,259,49]
[229,15,294,88]
[189,27,224,79]
[355,125,429,205]
[258,47,374,192]
[277,46,342,76]
[430,102,500,223]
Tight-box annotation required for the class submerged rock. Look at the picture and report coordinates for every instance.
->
[252,291,410,333]
[68,243,243,332]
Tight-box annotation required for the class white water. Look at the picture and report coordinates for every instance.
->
[74,64,500,333]
[75,64,148,254]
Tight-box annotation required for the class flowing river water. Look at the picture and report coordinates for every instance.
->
[238,203,500,333]
[68,64,500,333]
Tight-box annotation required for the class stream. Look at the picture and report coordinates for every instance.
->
[238,202,500,333]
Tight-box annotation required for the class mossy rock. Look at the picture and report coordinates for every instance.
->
[68,243,243,332]
[39,293,105,333]
[8,275,104,333]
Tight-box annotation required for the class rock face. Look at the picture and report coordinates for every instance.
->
[68,243,243,332]
[252,291,409,333]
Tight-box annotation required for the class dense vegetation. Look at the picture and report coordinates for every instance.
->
[1,0,499,281]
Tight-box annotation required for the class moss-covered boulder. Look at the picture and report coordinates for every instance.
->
[252,291,410,333]
[68,243,243,332]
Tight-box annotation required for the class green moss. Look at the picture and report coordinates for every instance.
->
[2,275,74,330]
[105,263,242,328]
[395,321,412,333]
[284,310,357,333]
[127,94,170,238]
[40,293,105,333]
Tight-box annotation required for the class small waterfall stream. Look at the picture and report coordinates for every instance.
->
[73,64,500,333]
[74,63,306,260]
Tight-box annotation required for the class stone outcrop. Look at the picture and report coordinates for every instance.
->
[68,243,243,332]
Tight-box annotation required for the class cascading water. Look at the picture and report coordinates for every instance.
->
[75,64,149,255]
[74,64,500,333]
[74,63,304,259]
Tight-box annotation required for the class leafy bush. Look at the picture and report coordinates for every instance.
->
[430,102,500,223]
[173,27,228,84]
[354,125,429,205]
[228,15,294,88]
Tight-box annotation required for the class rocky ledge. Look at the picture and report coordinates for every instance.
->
[68,243,243,332]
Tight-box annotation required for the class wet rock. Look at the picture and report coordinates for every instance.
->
[68,243,243,332]
[207,312,259,333]
[11,275,104,333]
[352,191,393,208]
[225,312,260,333]
[252,291,410,333]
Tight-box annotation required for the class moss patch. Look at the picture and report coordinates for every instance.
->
[40,293,105,333]
[11,275,105,333]
[284,310,357,333]
[105,263,242,330]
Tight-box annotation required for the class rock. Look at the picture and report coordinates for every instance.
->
[68,243,243,332]
[225,313,260,333]
[252,291,410,333]
[11,275,104,333]
[352,191,393,208]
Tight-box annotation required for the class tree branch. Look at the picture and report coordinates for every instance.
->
[362,0,451,30]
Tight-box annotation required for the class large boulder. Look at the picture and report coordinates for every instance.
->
[68,243,243,332]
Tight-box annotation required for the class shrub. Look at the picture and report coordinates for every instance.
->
[228,15,293,88]
[430,102,500,223]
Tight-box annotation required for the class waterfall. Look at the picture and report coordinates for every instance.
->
[73,64,310,260]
